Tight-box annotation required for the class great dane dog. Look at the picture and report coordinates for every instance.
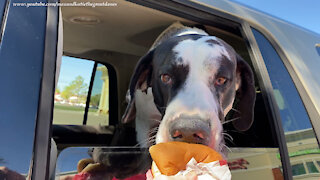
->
[92,23,256,179]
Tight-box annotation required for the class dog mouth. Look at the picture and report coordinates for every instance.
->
[155,111,224,153]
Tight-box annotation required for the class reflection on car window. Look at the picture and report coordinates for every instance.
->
[55,147,150,179]
[0,1,47,177]
[306,161,319,173]
[252,28,320,179]
[291,163,306,176]
[228,148,282,180]
[87,64,109,126]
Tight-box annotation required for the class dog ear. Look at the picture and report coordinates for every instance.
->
[121,50,154,123]
[232,54,256,131]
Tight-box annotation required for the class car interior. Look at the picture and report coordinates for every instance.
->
[52,0,280,178]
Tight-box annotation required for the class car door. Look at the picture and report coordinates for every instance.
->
[0,0,59,179]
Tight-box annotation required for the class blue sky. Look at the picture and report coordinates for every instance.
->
[57,56,94,91]
[231,0,320,34]
[58,56,103,96]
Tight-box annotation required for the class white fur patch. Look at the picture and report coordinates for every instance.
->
[173,36,231,66]
[176,27,208,37]
[135,88,161,147]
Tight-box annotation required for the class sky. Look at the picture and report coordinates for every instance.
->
[57,56,94,92]
[57,56,104,96]
[231,0,320,34]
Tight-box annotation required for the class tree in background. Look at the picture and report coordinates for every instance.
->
[61,76,88,103]
[90,94,101,108]
[55,87,61,94]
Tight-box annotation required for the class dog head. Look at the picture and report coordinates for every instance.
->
[122,34,255,153]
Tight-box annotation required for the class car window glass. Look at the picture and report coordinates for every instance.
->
[53,57,110,126]
[0,2,53,180]
[55,147,150,179]
[86,63,109,126]
[227,148,282,180]
[53,56,93,125]
[252,28,320,179]
[0,0,48,178]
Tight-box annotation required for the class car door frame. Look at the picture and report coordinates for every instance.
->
[0,0,58,179]
[32,0,59,179]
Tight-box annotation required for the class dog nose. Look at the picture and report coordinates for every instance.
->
[169,118,210,145]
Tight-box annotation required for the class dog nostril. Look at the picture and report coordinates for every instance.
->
[172,130,183,139]
[193,132,205,140]
[169,118,210,145]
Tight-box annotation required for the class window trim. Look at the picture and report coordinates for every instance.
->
[0,0,9,44]
[83,62,98,125]
[32,0,59,179]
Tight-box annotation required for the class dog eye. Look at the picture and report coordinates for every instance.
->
[215,77,227,86]
[160,74,172,84]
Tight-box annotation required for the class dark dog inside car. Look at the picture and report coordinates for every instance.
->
[91,22,256,179]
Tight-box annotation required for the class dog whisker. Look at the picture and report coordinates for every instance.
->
[149,118,162,123]
[221,143,232,153]
[231,108,241,113]
[149,127,159,134]
[222,132,233,142]
[148,127,159,136]
[134,135,157,147]
[224,129,247,135]
[222,117,240,125]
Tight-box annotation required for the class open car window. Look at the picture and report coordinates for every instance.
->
[53,57,110,126]
[52,0,297,179]
[54,56,94,125]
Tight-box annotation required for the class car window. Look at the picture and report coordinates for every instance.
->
[52,1,291,180]
[55,147,150,179]
[252,28,320,179]
[53,56,109,126]
[86,64,110,126]
[0,0,47,177]
[53,56,93,125]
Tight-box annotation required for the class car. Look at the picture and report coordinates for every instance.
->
[1,0,320,179]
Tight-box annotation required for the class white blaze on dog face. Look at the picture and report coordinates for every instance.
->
[156,36,235,152]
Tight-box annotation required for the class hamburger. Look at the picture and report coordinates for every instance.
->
[149,142,231,180]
